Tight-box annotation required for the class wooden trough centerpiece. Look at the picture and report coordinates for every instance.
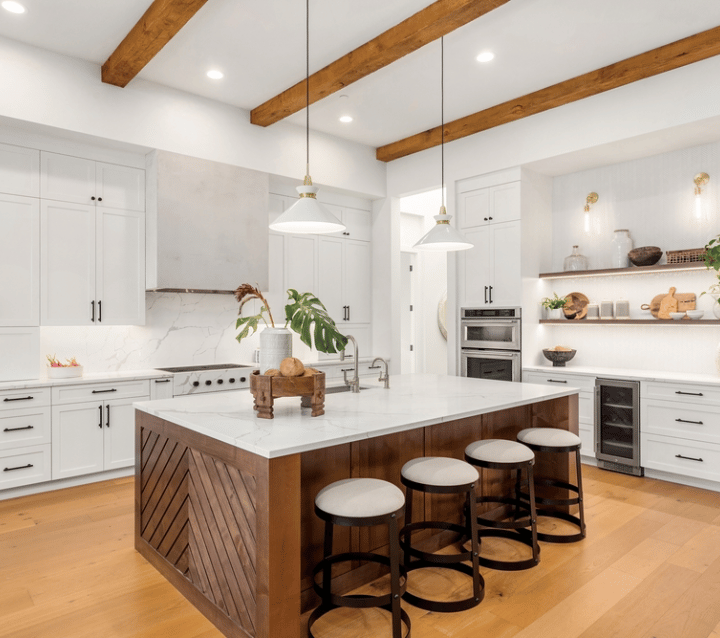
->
[250,367,325,419]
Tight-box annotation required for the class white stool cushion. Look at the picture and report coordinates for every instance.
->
[517,427,582,448]
[315,478,405,518]
[465,439,534,464]
[401,457,479,487]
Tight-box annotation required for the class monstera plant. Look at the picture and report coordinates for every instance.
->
[234,284,348,354]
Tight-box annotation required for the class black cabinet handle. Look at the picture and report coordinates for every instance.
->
[484,286,488,304]
[98,300,102,323]
[368,365,381,369]
[347,306,350,321]
[675,418,704,425]
[106,404,110,427]
[4,464,33,472]
[675,391,703,396]
[488,216,493,221]
[341,368,355,373]
[98,405,103,428]
[546,379,568,384]
[154,379,171,383]
[3,396,34,402]
[97,197,102,202]
[91,300,95,322]
[91,196,96,201]
[3,425,34,432]
[489,285,493,304]
[675,454,703,462]
[91,389,117,394]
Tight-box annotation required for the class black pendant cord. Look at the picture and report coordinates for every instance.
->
[306,0,310,174]
[441,36,445,210]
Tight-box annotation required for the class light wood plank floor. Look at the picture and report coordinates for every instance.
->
[1,465,720,638]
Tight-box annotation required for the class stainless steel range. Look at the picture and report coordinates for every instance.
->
[155,363,256,396]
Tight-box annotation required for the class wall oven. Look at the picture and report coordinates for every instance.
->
[460,307,522,382]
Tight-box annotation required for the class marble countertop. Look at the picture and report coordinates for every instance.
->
[523,365,720,386]
[134,373,578,459]
[0,369,173,392]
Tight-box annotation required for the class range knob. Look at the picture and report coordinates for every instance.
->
[192,381,200,387]
[229,378,236,383]
[205,380,212,386]
[217,379,224,385]
[240,376,247,383]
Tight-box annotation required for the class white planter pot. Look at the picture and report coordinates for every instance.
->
[259,327,292,372]
[547,308,564,320]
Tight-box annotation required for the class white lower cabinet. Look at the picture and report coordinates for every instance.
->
[0,445,52,489]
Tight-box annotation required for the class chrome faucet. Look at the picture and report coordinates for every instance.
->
[341,335,360,393]
[371,357,389,389]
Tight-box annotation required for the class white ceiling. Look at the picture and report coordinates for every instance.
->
[2,0,720,150]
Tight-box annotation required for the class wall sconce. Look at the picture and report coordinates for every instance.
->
[693,172,709,222]
[583,192,598,233]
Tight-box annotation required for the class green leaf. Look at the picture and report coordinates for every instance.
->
[235,307,266,343]
[284,289,348,354]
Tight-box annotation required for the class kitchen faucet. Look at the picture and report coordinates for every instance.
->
[340,335,360,393]
[370,357,389,388]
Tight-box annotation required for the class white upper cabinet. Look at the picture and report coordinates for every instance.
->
[325,205,372,242]
[318,237,371,325]
[0,143,39,197]
[0,194,39,326]
[41,152,145,211]
[458,182,520,229]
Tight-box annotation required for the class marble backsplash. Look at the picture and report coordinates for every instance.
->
[39,292,314,373]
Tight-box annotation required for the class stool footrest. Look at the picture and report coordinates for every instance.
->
[402,560,485,613]
[399,521,471,564]
[535,508,586,543]
[473,495,534,530]
[308,602,412,638]
[476,528,540,571]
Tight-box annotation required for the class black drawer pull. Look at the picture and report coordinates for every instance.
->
[675,454,703,462]
[4,463,33,472]
[675,391,703,396]
[368,365,381,369]
[98,405,103,429]
[91,389,117,394]
[154,379,171,383]
[675,418,704,425]
[3,396,34,402]
[106,404,110,427]
[341,368,355,373]
[546,379,567,384]
[3,425,34,432]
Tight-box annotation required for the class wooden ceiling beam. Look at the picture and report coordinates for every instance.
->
[377,25,720,162]
[250,0,510,127]
[102,0,210,88]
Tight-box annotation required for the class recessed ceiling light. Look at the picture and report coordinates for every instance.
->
[206,69,224,80]
[339,115,353,123]
[476,51,494,63]
[2,1,26,13]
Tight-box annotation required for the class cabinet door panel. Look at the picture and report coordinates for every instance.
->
[95,163,145,212]
[104,398,140,470]
[40,201,96,325]
[342,208,371,241]
[96,208,145,325]
[458,189,490,229]
[489,222,521,306]
[0,194,39,326]
[52,404,104,479]
[0,143,39,197]
[460,227,491,306]
[490,182,521,224]
[285,235,316,296]
[40,152,95,205]
[343,240,371,324]
[318,237,344,323]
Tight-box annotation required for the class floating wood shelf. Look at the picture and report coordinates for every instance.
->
[540,319,720,325]
[539,262,709,279]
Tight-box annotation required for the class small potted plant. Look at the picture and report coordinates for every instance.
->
[541,292,568,320]
[234,284,348,371]
[701,234,720,319]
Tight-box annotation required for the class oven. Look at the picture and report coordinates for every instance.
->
[460,307,522,382]
[154,363,257,396]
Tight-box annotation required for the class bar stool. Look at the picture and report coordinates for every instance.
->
[464,439,540,571]
[309,478,411,638]
[399,457,483,613]
[516,427,586,543]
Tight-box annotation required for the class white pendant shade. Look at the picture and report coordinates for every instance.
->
[414,207,473,252]
[269,181,345,234]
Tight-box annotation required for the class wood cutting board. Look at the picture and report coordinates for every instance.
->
[641,289,696,318]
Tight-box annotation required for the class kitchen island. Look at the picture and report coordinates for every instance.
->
[133,374,579,638]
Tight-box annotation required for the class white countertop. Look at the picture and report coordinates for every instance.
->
[524,365,720,386]
[0,369,173,392]
[133,373,578,459]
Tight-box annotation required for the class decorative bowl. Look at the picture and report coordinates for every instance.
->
[542,349,576,367]
[669,312,686,320]
[686,310,704,320]
[628,246,663,267]
[47,365,83,379]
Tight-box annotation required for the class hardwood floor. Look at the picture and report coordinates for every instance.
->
[1,465,720,638]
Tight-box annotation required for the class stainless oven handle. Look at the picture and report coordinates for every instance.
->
[461,350,518,360]
[461,319,519,327]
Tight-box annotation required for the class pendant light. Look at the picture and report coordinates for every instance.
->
[414,37,473,252]
[269,0,345,235]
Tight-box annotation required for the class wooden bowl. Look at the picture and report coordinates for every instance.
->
[628,246,662,267]
[563,292,589,320]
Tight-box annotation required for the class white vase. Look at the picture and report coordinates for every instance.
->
[259,327,292,372]
[547,308,564,320]
[610,229,633,268]
[712,296,720,320]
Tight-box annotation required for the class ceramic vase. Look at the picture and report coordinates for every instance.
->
[713,296,720,320]
[610,229,633,268]
[259,327,292,372]
[547,308,564,320]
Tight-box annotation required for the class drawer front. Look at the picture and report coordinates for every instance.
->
[641,433,720,483]
[52,379,151,405]
[578,392,594,421]
[579,419,594,457]
[642,380,720,406]
[524,371,595,392]
[642,399,720,445]
[0,406,51,451]
[0,444,51,489]
[0,387,51,410]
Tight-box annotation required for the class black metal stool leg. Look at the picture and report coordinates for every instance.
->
[402,486,413,568]
[466,487,482,605]
[388,514,402,638]
[527,463,540,564]
[322,519,333,605]
[575,449,586,537]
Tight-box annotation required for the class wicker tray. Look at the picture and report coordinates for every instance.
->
[249,369,325,419]
[666,248,706,264]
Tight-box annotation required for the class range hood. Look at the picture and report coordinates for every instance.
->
[146,150,269,294]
